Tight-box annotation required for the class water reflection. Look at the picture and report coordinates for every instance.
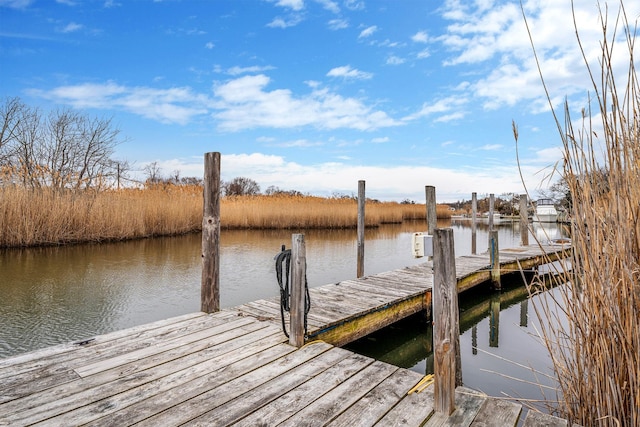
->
[0,219,566,358]
[345,278,561,414]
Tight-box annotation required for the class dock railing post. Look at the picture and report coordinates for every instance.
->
[290,233,306,347]
[201,152,221,313]
[471,192,477,255]
[357,180,365,278]
[520,194,529,246]
[490,230,501,289]
[433,228,461,415]
[425,186,436,235]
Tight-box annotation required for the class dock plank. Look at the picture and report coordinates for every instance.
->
[522,410,569,427]
[184,347,355,426]
[277,360,399,427]
[327,368,424,427]
[132,342,334,427]
[232,351,375,427]
[470,398,522,427]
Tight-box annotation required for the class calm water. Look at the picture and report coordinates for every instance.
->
[0,219,568,404]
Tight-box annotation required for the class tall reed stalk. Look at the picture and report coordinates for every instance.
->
[521,3,639,425]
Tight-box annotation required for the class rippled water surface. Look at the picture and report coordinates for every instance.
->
[0,220,566,358]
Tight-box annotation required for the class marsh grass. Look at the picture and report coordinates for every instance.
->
[0,186,449,247]
[520,3,639,425]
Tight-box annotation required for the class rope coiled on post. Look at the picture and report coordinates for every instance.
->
[274,244,311,338]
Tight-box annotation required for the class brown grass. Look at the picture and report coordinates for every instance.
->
[520,3,639,425]
[0,187,450,247]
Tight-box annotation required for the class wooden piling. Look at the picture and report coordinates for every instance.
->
[426,186,436,235]
[357,180,365,278]
[520,194,529,246]
[433,228,461,415]
[488,193,495,230]
[489,230,501,289]
[471,192,477,255]
[290,233,306,347]
[201,152,221,313]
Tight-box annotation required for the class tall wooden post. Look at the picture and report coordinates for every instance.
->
[290,233,306,347]
[488,193,495,230]
[471,192,477,255]
[357,180,365,278]
[489,230,501,289]
[426,186,436,235]
[433,228,461,415]
[201,152,221,313]
[520,194,529,246]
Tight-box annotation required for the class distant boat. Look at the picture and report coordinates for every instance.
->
[534,199,558,223]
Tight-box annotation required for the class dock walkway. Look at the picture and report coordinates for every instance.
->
[0,243,572,426]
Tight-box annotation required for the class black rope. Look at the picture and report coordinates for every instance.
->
[274,244,311,338]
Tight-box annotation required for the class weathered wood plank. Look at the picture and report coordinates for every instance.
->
[1,320,280,418]
[4,323,285,426]
[0,311,216,378]
[424,387,487,427]
[130,342,334,427]
[309,293,427,346]
[23,341,300,427]
[0,312,240,400]
[74,316,256,377]
[0,311,207,372]
[232,351,375,427]
[327,368,425,427]
[373,385,435,426]
[470,397,522,427]
[277,360,399,427]
[184,347,355,426]
[522,410,569,427]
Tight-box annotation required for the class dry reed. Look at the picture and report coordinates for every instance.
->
[520,3,639,425]
[0,187,450,247]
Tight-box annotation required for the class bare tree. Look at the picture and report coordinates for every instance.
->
[1,98,124,190]
[143,161,162,185]
[223,177,260,196]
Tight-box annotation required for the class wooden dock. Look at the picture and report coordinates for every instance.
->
[0,243,573,426]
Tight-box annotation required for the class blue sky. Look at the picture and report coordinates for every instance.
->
[1,0,637,202]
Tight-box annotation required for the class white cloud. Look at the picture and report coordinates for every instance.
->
[437,0,640,113]
[205,42,215,49]
[273,0,304,11]
[327,18,348,30]
[386,55,405,65]
[60,22,83,33]
[0,0,34,8]
[343,0,364,11]
[28,82,210,125]
[151,152,545,202]
[227,65,276,75]
[411,31,428,43]
[212,74,402,131]
[358,25,377,39]
[326,65,372,80]
[416,48,430,59]
[479,144,502,151]
[267,15,304,28]
[371,137,389,144]
[403,95,468,122]
[316,0,339,13]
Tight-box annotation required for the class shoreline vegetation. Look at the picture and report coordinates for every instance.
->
[0,185,451,248]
